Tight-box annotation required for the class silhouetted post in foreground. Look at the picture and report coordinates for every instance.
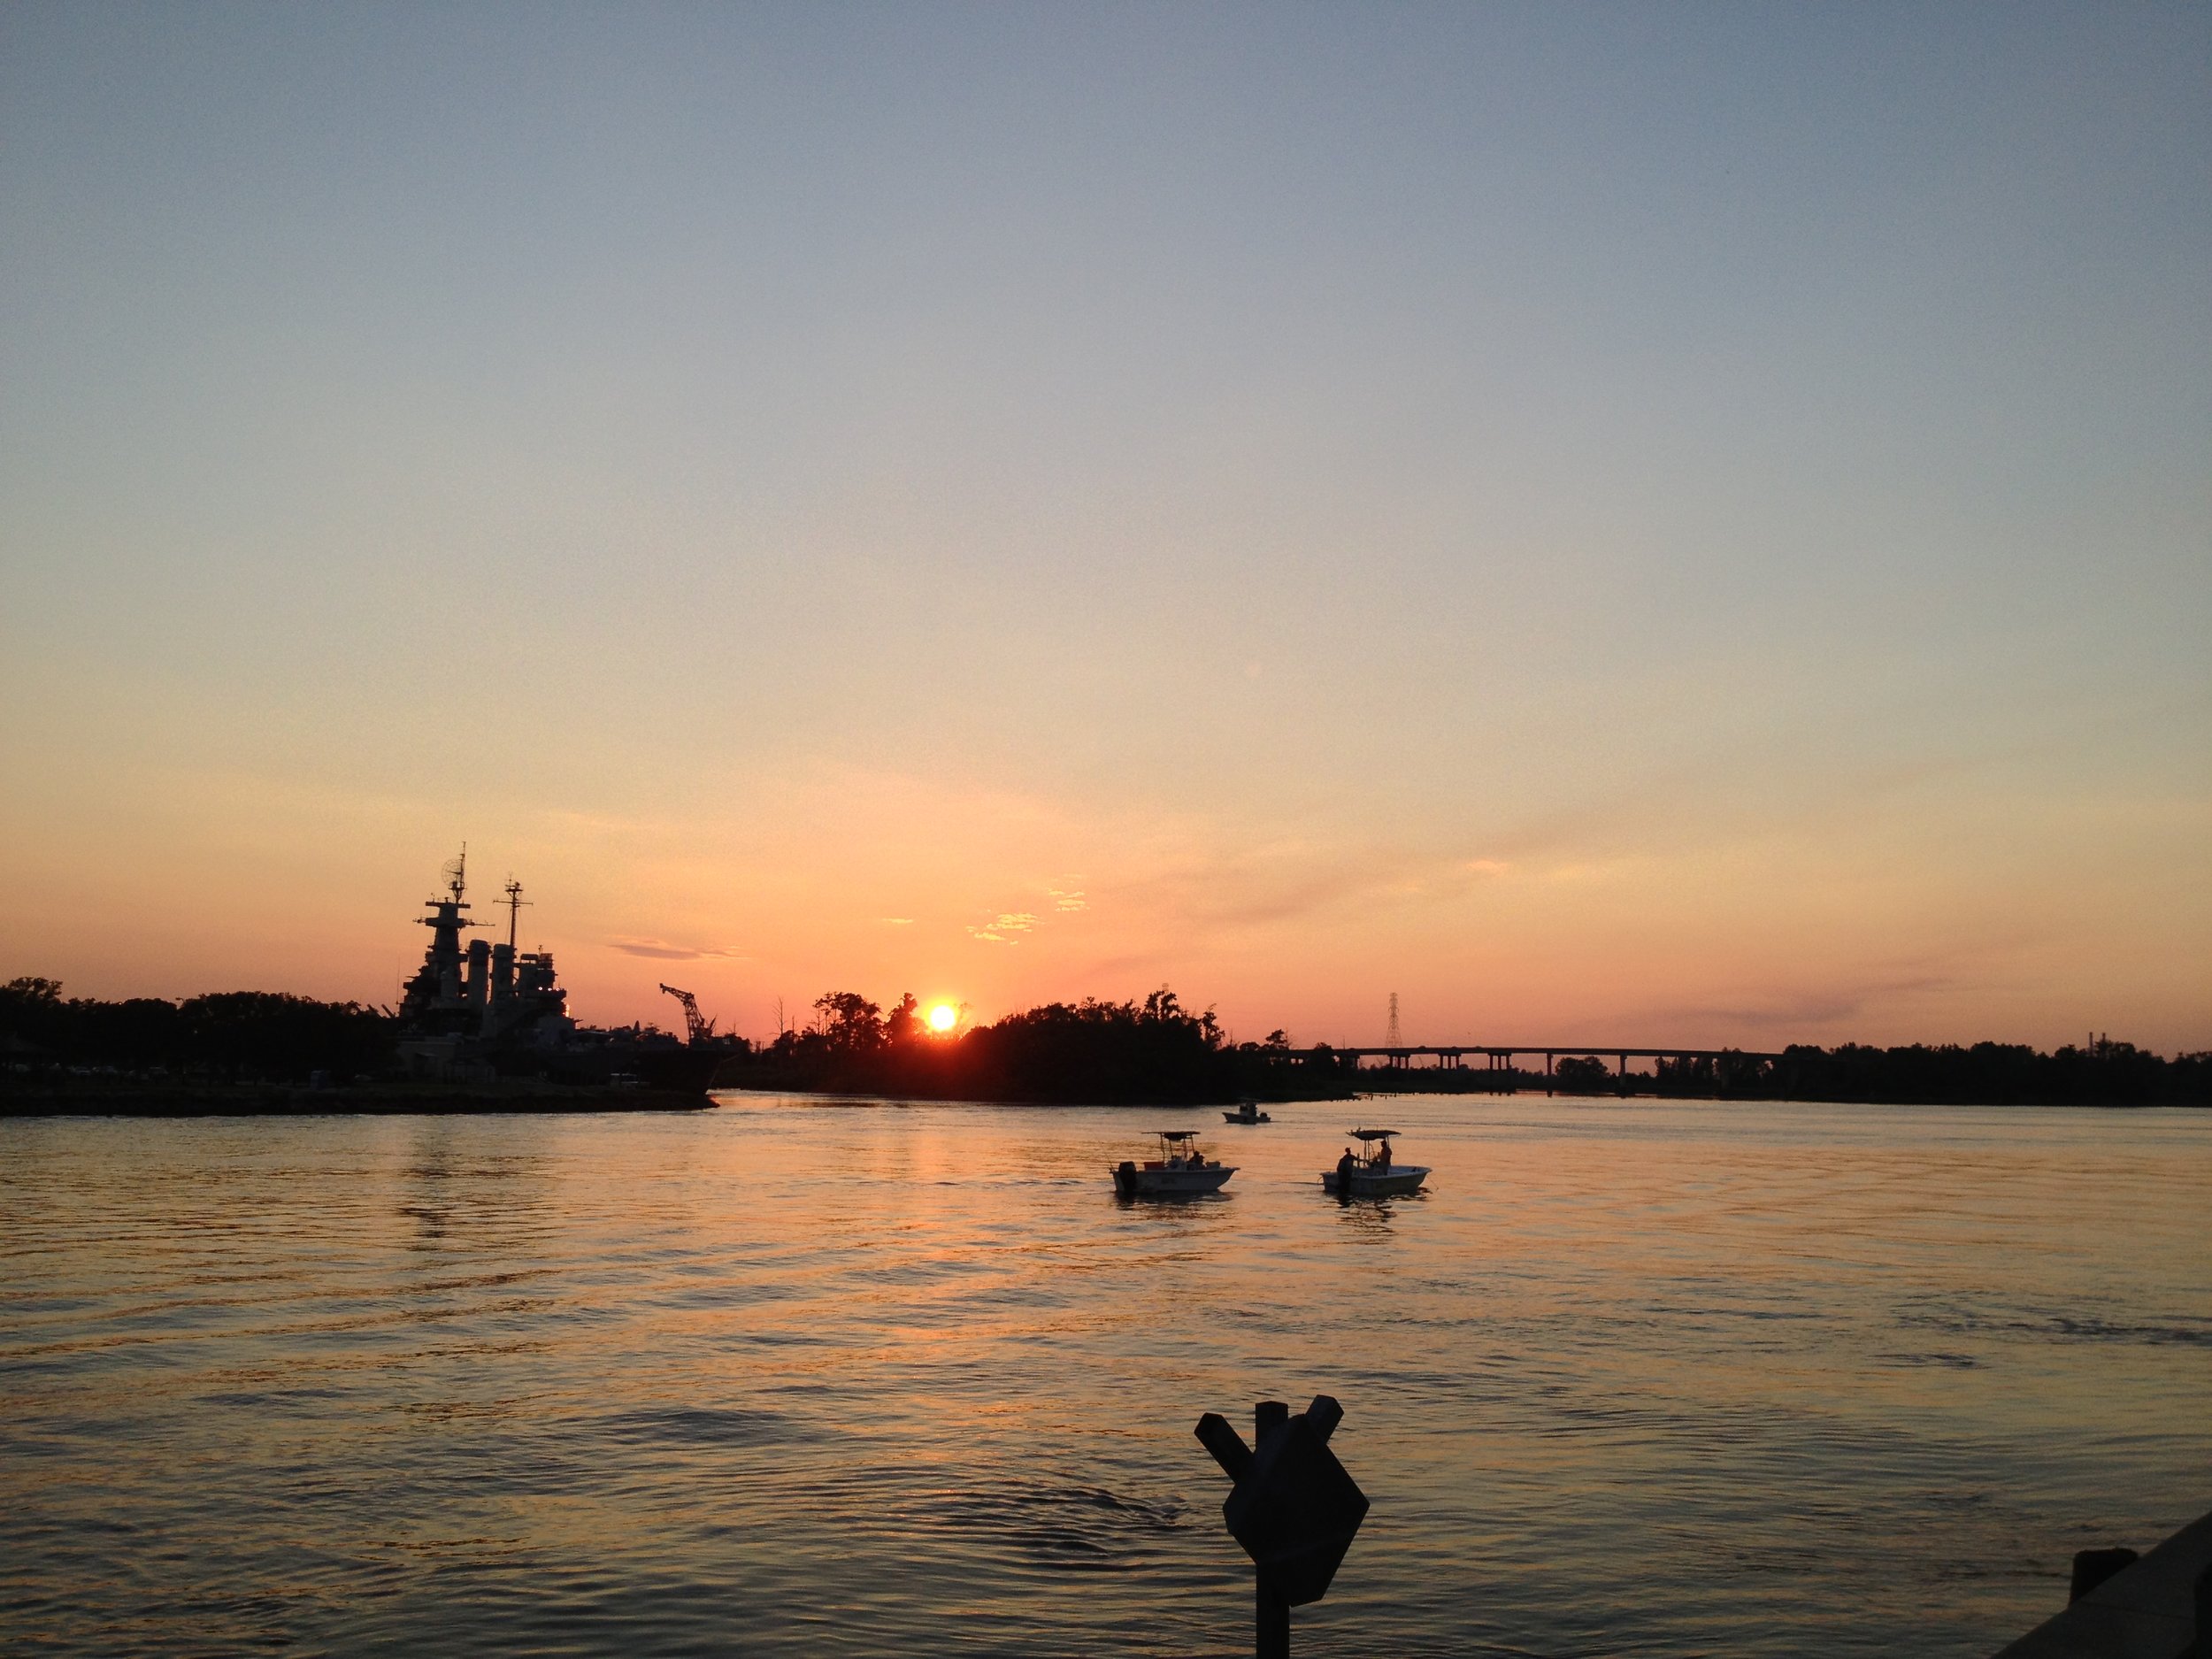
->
[1194,1394,1370,1658]
[2070,1547,2138,1602]
[1995,1509,2212,1657]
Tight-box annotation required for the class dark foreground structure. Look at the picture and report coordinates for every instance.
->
[1195,1395,1370,1659]
[1996,1508,2212,1658]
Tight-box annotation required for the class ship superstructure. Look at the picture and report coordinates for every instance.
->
[396,849,571,1045]
[394,850,741,1090]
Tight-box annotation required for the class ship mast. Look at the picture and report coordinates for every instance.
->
[502,877,530,950]
[403,846,480,1022]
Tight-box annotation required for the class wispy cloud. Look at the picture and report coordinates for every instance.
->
[1107,837,1490,935]
[1049,886,1087,912]
[880,917,914,926]
[1640,939,2040,1035]
[609,938,749,962]
[1666,978,1954,1031]
[968,911,1039,943]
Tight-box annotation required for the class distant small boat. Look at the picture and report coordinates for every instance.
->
[1112,1130,1235,1197]
[1322,1127,1429,1197]
[1223,1098,1271,1125]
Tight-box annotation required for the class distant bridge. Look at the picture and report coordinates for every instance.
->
[1270,1043,1786,1094]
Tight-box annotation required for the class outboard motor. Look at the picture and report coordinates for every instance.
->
[1114,1160,1137,1197]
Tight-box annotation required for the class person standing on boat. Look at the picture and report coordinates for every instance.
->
[1374,1137,1392,1171]
[1337,1147,1356,1186]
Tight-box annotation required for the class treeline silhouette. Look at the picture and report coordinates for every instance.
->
[8,973,2205,1106]
[1408,1040,2207,1104]
[738,993,2208,1106]
[2,978,394,1085]
[734,987,1347,1104]
[1571,1040,2208,1103]
[1762,1039,2208,1106]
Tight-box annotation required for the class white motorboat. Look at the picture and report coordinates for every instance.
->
[1112,1130,1236,1197]
[1322,1127,1429,1197]
[1223,1098,1271,1125]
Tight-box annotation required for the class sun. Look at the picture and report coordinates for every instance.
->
[927,1002,958,1033]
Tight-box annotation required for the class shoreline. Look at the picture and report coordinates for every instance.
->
[708,1082,2206,1110]
[1,1080,715,1117]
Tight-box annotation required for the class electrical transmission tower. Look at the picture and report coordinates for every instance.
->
[1386,992,1402,1047]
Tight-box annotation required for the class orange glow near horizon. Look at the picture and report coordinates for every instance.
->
[1,10,2206,1059]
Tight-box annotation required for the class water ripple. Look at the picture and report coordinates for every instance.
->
[2,1097,2206,1657]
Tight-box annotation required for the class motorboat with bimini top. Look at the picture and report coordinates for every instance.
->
[1112,1131,1236,1197]
[1223,1098,1271,1125]
[1322,1128,1429,1197]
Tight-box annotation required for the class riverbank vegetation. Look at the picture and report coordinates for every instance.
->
[1766,1038,2208,1105]
[7,976,2205,1106]
[2,977,395,1085]
[727,994,2210,1105]
[1347,1039,2209,1105]
[727,987,1351,1104]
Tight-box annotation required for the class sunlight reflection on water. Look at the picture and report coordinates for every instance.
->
[2,1097,2206,1656]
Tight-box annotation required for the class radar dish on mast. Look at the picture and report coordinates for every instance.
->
[441,845,468,903]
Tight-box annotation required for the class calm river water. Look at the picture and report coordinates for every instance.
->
[3,1095,2206,1656]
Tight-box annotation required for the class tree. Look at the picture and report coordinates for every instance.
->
[1554,1056,1610,1094]
[812,991,885,1056]
[177,992,393,1080]
[0,977,66,1055]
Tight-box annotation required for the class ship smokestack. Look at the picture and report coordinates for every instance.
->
[465,938,490,1010]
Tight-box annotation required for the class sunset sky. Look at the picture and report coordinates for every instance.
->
[4,4,2207,1052]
